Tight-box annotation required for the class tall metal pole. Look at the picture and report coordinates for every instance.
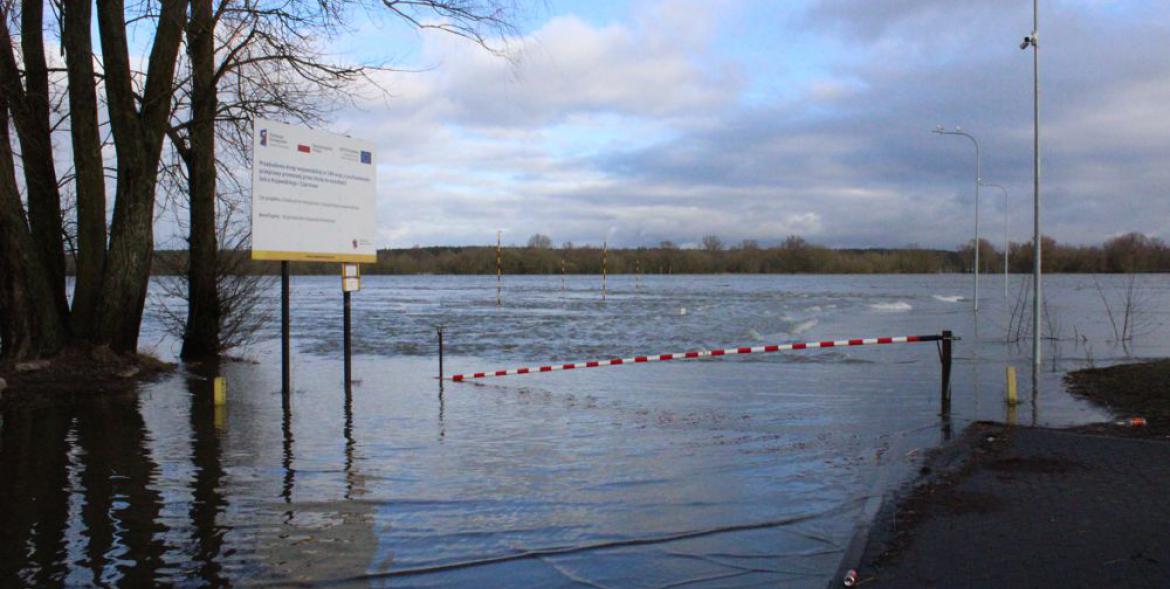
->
[976,141,981,311]
[281,261,291,396]
[1022,1,1041,368]
[933,127,981,311]
[982,182,1009,299]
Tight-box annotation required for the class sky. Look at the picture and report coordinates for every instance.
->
[317,0,1170,249]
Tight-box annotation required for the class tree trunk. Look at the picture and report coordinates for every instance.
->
[61,0,107,340]
[94,0,189,353]
[0,0,69,325]
[0,99,68,359]
[181,0,221,360]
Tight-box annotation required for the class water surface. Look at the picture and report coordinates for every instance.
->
[3,274,1168,587]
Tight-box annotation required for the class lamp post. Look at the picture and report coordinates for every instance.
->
[933,125,981,312]
[1021,1,1041,369]
[981,182,1009,299]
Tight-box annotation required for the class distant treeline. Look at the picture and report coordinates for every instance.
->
[144,232,1170,276]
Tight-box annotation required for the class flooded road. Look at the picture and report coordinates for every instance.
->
[3,274,1168,587]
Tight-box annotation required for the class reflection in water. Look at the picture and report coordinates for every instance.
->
[281,390,295,518]
[437,381,446,441]
[972,317,981,419]
[0,399,70,586]
[187,371,228,587]
[0,393,168,586]
[1031,362,1041,427]
[344,387,356,500]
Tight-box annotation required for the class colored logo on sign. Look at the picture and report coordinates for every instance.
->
[352,239,359,249]
[259,129,268,146]
[360,151,372,164]
[297,144,311,153]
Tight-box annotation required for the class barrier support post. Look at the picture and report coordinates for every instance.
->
[437,326,444,381]
[940,330,953,414]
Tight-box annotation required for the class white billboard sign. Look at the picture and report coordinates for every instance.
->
[251,118,377,263]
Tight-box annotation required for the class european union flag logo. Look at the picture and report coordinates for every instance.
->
[360,151,372,164]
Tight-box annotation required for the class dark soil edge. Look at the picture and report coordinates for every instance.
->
[0,347,176,408]
[1064,358,1170,438]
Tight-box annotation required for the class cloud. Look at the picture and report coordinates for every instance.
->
[358,6,740,129]
[331,0,1170,249]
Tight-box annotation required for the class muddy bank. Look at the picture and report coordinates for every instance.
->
[1064,359,1170,438]
[0,347,174,406]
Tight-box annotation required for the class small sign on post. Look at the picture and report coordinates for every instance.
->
[342,263,361,292]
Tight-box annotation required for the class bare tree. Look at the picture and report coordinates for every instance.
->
[1092,274,1156,343]
[0,1,69,358]
[0,0,189,358]
[156,203,274,354]
[0,0,524,361]
[701,235,724,252]
[94,0,191,352]
[527,233,552,249]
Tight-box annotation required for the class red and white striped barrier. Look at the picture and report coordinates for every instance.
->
[447,333,948,382]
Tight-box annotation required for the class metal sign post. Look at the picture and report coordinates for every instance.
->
[342,264,360,392]
[282,262,291,396]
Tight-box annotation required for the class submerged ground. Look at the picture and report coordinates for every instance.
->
[1,274,1167,587]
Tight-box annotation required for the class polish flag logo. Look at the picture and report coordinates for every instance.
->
[297,144,311,153]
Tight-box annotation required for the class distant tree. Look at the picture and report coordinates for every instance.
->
[958,238,999,273]
[561,241,574,250]
[1103,232,1161,273]
[659,240,678,250]
[701,235,724,252]
[527,234,552,249]
[783,235,810,250]
[739,239,760,250]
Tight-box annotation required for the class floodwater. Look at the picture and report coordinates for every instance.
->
[3,274,1168,587]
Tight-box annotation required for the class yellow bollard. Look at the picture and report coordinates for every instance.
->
[213,376,227,406]
[1005,366,1018,406]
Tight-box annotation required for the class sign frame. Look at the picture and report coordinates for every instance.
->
[251,118,377,263]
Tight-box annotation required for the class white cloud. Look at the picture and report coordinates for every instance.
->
[325,0,1170,249]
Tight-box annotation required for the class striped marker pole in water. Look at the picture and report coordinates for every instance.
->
[447,333,949,382]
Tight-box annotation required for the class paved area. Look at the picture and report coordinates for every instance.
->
[853,424,1170,588]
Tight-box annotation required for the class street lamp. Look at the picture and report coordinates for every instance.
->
[981,182,1009,299]
[1022,0,1041,369]
[933,125,981,312]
